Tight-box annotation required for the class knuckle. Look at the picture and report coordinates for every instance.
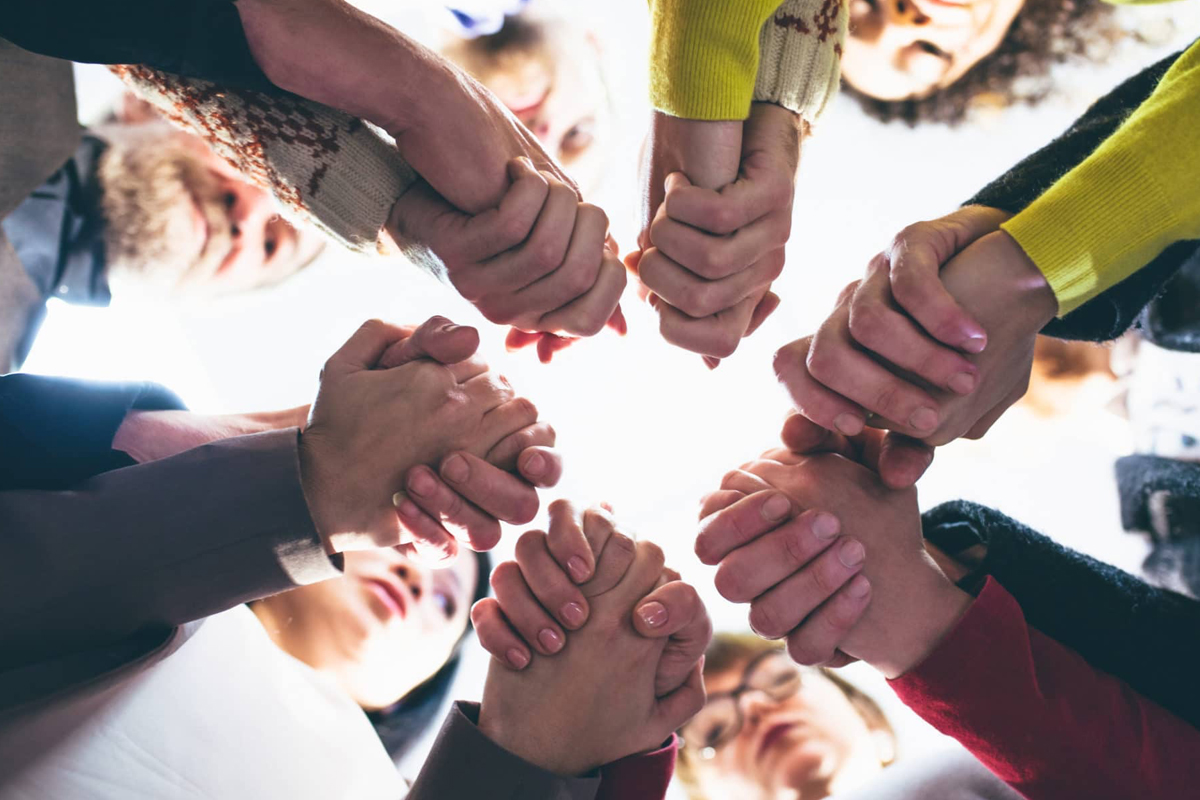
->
[490,560,521,592]
[787,632,831,666]
[749,601,785,639]
[607,531,636,558]
[804,343,836,382]
[848,303,888,346]
[639,540,666,570]
[779,526,810,570]
[709,328,741,359]
[825,592,864,632]
[872,382,906,419]
[514,529,543,560]
[714,565,750,604]
[513,396,538,421]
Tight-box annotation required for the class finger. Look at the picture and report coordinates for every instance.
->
[607,539,668,610]
[402,465,502,552]
[471,598,532,670]
[964,379,1027,440]
[717,467,775,498]
[806,306,943,437]
[579,528,636,598]
[775,335,870,438]
[606,304,628,336]
[664,171,785,235]
[456,157,549,264]
[697,489,746,520]
[376,316,481,369]
[638,247,784,319]
[391,492,460,562]
[515,530,590,630]
[490,560,566,656]
[876,433,936,489]
[505,328,542,352]
[748,537,866,639]
[477,396,540,453]
[651,206,787,281]
[444,353,491,385]
[487,422,557,472]
[784,575,872,666]
[655,291,757,359]
[518,445,563,487]
[779,411,856,457]
[326,318,410,375]
[695,490,796,566]
[848,265,979,395]
[502,203,608,326]
[744,290,780,338]
[460,370,515,413]
[537,252,627,338]
[546,499,596,584]
[655,657,707,732]
[713,508,843,603]
[632,582,713,696]
[822,650,859,669]
[440,451,540,525]
[536,333,576,363]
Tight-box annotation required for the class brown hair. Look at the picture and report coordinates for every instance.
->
[844,0,1122,125]
[675,633,895,800]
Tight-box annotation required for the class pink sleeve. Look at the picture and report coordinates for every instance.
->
[889,577,1200,800]
[596,734,678,800]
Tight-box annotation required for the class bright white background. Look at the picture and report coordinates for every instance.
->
[37,0,1198,790]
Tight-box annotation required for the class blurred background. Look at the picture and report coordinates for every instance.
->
[35,0,1199,790]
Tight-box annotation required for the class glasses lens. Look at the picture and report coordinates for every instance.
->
[682,695,739,752]
[746,651,803,700]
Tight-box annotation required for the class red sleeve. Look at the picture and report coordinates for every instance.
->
[889,577,1200,800]
[596,734,678,800]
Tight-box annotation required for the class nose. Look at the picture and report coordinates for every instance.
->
[739,689,776,730]
[395,561,431,603]
[221,178,275,252]
[887,0,930,25]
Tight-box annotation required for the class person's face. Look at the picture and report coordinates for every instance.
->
[841,0,1026,101]
[683,652,886,800]
[98,124,324,301]
[255,548,478,711]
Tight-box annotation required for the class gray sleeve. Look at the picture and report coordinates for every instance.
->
[0,428,340,671]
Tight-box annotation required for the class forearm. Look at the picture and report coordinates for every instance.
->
[0,430,339,670]
[890,578,1200,799]
[111,406,309,464]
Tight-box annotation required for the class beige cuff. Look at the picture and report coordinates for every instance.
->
[753,0,846,124]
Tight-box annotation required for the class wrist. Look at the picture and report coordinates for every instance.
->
[478,702,581,776]
[993,230,1058,327]
[881,566,973,678]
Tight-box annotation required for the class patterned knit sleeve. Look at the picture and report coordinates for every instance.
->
[753,0,847,125]
[110,65,415,255]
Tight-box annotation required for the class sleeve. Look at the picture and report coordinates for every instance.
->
[648,0,783,120]
[0,0,272,92]
[110,65,415,255]
[965,46,1199,343]
[752,0,846,125]
[0,373,185,490]
[596,735,678,800]
[405,701,602,800]
[921,500,1200,730]
[0,428,342,671]
[999,39,1200,316]
[889,578,1200,800]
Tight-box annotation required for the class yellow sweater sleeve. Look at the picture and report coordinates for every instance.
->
[1001,39,1200,316]
[648,0,782,120]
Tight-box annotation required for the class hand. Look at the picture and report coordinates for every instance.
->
[477,512,707,775]
[386,158,627,348]
[700,448,971,678]
[235,0,573,214]
[775,223,1058,446]
[472,501,712,697]
[632,105,799,363]
[298,317,545,554]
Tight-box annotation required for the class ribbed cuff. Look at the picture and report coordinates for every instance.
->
[1002,148,1177,316]
[649,0,783,120]
[753,0,846,124]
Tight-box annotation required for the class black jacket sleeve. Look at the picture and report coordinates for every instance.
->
[0,373,185,490]
[922,500,1200,730]
[965,45,1200,343]
[0,0,272,92]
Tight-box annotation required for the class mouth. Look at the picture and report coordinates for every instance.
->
[757,722,797,761]
[505,86,550,119]
[364,578,409,621]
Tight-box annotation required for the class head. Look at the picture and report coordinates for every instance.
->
[677,634,895,800]
[96,119,324,301]
[251,547,488,713]
[841,0,1117,124]
[441,15,613,193]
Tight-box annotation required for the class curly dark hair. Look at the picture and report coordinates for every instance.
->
[844,0,1122,125]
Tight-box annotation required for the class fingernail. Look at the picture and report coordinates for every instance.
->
[963,333,987,354]
[948,372,976,395]
[408,470,435,498]
[442,454,469,483]
[847,574,871,598]
[507,648,530,669]
[538,628,563,653]
[637,601,669,628]
[812,513,840,539]
[440,322,460,334]
[839,539,865,568]
[567,556,590,583]
[561,602,587,627]
[909,407,939,432]
[523,451,546,477]
[762,494,791,522]
[834,413,864,436]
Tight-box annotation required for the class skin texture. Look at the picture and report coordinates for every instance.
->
[251,547,477,711]
[842,0,1027,101]
[686,657,887,800]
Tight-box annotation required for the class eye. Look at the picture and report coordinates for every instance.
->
[915,40,950,60]
[433,590,456,620]
[223,192,236,210]
[560,118,595,157]
[703,722,728,748]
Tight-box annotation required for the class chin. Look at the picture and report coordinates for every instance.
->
[771,742,840,798]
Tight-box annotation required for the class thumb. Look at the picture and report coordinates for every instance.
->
[655,657,707,733]
[326,319,411,375]
[377,315,480,368]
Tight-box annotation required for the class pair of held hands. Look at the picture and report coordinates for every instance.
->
[235,0,799,363]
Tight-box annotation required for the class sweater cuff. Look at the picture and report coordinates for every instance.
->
[753,0,845,124]
[1001,148,1176,317]
[407,701,601,800]
[596,735,678,800]
[649,0,783,120]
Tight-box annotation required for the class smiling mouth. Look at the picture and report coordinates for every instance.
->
[365,578,408,620]
[757,722,797,761]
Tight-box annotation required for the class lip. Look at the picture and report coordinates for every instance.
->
[757,722,797,761]
[365,578,408,621]
[505,86,550,118]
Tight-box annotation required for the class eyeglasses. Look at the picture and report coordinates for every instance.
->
[680,650,804,760]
